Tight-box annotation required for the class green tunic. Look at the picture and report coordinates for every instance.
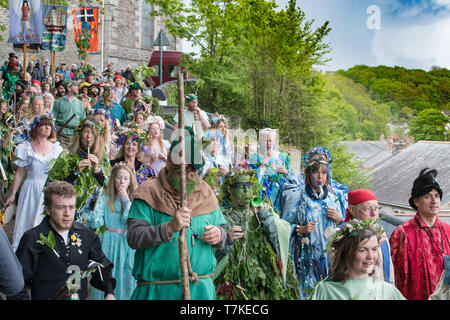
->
[52,96,86,135]
[310,277,406,300]
[128,199,227,300]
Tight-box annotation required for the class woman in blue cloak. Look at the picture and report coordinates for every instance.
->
[282,146,349,299]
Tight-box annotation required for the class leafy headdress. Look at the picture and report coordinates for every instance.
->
[218,168,261,203]
[75,117,105,135]
[327,219,385,256]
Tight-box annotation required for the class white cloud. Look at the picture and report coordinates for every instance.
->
[371,17,450,70]
[434,0,450,7]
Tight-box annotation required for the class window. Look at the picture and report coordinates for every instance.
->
[141,2,154,49]
[152,64,164,77]
[169,65,179,78]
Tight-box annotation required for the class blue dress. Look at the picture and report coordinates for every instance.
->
[249,151,292,211]
[282,183,348,300]
[85,193,136,300]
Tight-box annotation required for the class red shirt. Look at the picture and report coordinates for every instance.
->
[22,6,30,22]
[390,213,450,300]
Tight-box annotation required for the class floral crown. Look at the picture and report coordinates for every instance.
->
[89,108,110,120]
[30,113,55,130]
[147,115,165,129]
[327,219,385,255]
[114,123,149,146]
[75,117,105,135]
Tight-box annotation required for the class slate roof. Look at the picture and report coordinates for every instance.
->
[369,141,450,210]
[340,141,393,169]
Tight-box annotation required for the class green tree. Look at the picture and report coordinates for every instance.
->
[328,142,372,190]
[408,108,449,141]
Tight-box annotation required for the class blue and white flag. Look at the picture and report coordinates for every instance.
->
[8,0,42,44]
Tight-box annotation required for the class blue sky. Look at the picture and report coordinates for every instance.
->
[274,0,450,71]
[182,0,450,71]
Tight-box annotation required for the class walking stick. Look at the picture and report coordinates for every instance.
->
[177,68,190,300]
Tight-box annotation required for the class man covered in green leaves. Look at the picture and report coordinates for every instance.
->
[213,168,300,300]
[126,126,227,300]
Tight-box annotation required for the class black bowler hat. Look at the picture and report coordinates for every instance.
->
[408,168,443,210]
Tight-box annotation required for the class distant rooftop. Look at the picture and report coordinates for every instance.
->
[369,141,450,210]
[340,140,393,169]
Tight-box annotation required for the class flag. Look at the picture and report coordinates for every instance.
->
[72,6,99,53]
[8,0,43,44]
[41,4,68,51]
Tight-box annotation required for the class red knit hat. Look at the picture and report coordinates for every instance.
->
[344,189,378,222]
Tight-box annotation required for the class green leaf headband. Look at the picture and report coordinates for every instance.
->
[75,118,105,135]
[218,168,261,202]
[327,219,385,256]
[185,94,197,102]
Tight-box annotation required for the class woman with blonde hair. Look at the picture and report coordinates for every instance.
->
[69,117,106,170]
[89,108,111,155]
[132,110,148,132]
[47,117,110,221]
[142,115,170,175]
[22,95,45,121]
[85,162,138,299]
[42,92,54,113]
[211,115,233,166]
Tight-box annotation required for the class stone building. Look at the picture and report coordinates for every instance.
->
[0,0,179,74]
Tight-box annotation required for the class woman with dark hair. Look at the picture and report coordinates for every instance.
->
[310,219,405,300]
[282,145,348,299]
[111,124,155,185]
[6,113,63,251]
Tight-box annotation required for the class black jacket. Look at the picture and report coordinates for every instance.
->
[13,216,115,300]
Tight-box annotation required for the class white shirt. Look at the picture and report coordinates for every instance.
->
[173,108,209,137]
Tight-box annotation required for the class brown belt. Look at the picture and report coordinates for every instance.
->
[137,273,214,286]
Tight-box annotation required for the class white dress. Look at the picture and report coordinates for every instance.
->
[142,139,170,175]
[11,141,64,251]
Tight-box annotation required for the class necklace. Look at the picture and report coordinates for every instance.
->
[416,216,447,255]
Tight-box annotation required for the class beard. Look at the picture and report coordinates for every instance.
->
[168,174,199,195]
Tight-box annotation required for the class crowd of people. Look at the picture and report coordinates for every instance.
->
[0,53,449,301]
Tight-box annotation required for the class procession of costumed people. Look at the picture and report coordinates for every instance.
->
[1,60,449,301]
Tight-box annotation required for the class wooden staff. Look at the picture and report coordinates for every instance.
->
[177,68,190,300]
[23,44,28,79]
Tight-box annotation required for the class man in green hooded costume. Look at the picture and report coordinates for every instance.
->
[127,127,227,300]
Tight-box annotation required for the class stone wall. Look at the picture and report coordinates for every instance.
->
[0,0,178,74]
